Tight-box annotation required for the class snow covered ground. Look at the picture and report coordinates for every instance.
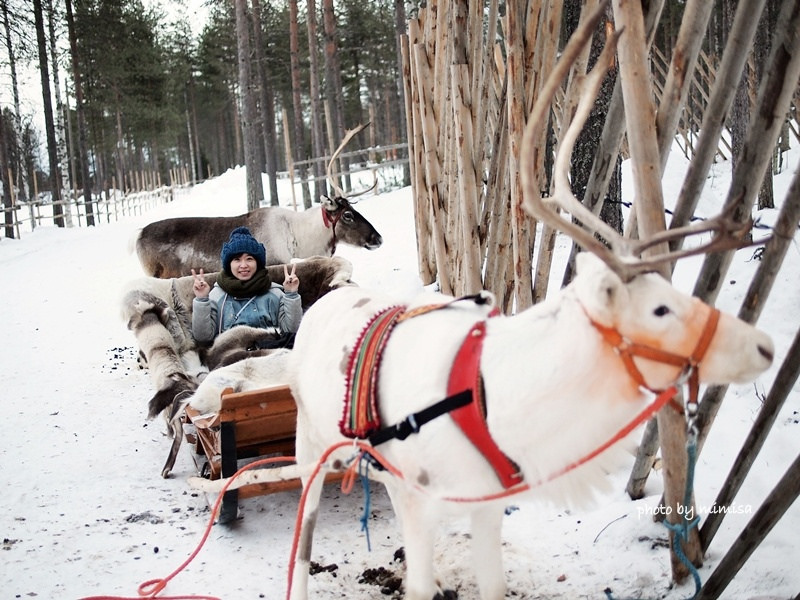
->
[1,146,798,600]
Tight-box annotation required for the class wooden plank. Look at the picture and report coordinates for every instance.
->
[219,384,295,413]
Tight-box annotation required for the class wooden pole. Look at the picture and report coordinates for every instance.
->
[402,23,435,285]
[451,63,482,294]
[282,108,298,211]
[413,39,453,295]
[700,326,800,552]
[506,0,534,309]
[668,0,768,237]
[696,452,800,600]
[612,0,702,580]
[691,0,800,306]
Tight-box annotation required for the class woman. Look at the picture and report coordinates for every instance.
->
[191,226,301,345]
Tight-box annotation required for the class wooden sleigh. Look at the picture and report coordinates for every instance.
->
[182,384,317,524]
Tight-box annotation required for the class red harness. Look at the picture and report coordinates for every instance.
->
[446,317,523,489]
[321,205,341,251]
[344,298,721,492]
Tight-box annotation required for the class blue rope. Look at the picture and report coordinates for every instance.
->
[662,433,702,599]
[606,432,703,600]
[358,454,373,552]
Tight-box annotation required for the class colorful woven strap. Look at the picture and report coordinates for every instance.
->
[340,306,406,438]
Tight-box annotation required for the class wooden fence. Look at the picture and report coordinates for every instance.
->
[651,46,800,163]
[0,184,190,240]
[1,145,410,241]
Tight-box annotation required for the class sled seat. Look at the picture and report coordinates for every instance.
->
[184,384,302,522]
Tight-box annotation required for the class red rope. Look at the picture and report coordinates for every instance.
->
[78,455,298,600]
[81,386,681,600]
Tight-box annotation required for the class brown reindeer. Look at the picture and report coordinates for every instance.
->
[134,125,383,278]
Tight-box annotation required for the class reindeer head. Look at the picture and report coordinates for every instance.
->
[321,124,384,251]
[573,252,773,391]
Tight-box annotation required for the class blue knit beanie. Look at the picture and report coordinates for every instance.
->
[220,227,267,274]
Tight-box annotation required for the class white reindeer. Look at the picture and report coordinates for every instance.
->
[284,10,775,600]
[287,253,773,599]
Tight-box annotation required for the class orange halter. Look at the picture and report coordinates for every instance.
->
[585,305,721,406]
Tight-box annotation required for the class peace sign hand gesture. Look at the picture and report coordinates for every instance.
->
[283,263,300,294]
[192,268,210,299]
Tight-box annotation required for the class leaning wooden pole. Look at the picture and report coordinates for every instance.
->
[612,0,702,580]
[692,0,800,306]
[668,0,768,236]
[626,0,767,499]
[700,326,800,553]
[695,452,800,600]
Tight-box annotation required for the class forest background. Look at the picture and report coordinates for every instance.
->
[0,0,788,232]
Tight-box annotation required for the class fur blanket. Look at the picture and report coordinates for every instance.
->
[120,255,355,421]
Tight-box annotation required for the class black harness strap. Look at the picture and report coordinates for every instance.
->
[367,390,473,447]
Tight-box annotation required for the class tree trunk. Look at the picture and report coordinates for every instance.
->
[65,0,93,226]
[185,89,197,184]
[754,1,776,210]
[234,0,265,211]
[251,0,280,205]
[34,0,65,227]
[289,0,311,208]
[306,0,327,200]
[0,109,14,238]
[2,0,28,207]
[394,0,410,186]
[726,0,748,190]
[45,0,73,225]
[322,0,348,193]
[115,94,127,193]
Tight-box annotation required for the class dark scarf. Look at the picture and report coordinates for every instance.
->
[216,268,271,298]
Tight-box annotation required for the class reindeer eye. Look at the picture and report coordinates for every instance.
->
[342,211,354,223]
[653,305,671,317]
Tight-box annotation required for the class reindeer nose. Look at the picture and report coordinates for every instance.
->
[368,234,383,249]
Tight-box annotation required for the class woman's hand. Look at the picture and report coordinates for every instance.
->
[192,268,210,298]
[283,263,300,293]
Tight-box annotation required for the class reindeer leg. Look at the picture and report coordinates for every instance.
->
[470,505,506,600]
[393,490,438,600]
[289,410,328,600]
[288,472,324,600]
[160,393,190,478]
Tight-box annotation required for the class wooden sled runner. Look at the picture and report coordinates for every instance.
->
[184,384,301,523]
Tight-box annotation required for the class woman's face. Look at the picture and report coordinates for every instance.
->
[230,253,258,281]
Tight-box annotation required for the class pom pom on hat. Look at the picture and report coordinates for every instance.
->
[220,227,267,274]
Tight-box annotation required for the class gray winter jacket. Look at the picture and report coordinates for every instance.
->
[192,283,302,344]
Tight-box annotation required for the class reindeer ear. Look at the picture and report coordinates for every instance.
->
[574,253,628,326]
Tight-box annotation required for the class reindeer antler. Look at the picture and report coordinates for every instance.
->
[326,123,377,200]
[520,2,755,282]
